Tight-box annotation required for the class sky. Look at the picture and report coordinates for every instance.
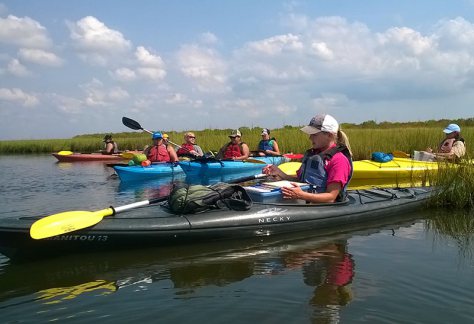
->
[1,1,474,140]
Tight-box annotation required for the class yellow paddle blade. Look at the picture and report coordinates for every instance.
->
[120,151,135,159]
[57,150,74,155]
[278,161,301,176]
[30,208,114,240]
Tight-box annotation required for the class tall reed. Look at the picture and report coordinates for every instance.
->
[428,159,474,209]
[1,125,472,161]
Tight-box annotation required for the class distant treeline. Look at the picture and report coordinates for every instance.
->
[0,118,472,160]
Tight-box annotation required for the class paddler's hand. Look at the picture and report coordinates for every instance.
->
[262,164,285,180]
[281,183,304,200]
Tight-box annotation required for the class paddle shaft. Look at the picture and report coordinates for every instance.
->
[114,197,165,213]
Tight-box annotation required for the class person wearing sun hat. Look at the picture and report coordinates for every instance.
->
[424,123,466,161]
[143,131,178,162]
[102,134,119,155]
[263,114,353,203]
[216,129,250,160]
[256,128,281,156]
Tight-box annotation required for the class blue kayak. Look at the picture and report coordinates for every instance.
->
[178,156,288,178]
[113,163,185,181]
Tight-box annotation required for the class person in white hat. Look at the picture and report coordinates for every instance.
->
[216,129,250,160]
[424,123,466,161]
[263,114,353,203]
[256,128,281,156]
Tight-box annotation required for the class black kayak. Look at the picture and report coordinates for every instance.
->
[0,187,432,260]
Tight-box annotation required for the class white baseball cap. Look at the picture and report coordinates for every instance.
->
[300,114,339,135]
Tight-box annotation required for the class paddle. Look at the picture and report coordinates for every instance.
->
[57,150,74,155]
[122,116,186,150]
[30,173,268,240]
[392,150,411,158]
[123,117,266,164]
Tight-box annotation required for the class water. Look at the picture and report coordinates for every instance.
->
[1,154,474,323]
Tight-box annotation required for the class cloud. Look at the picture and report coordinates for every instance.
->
[199,32,218,45]
[68,16,132,66]
[111,67,137,81]
[177,44,229,93]
[245,33,304,55]
[0,87,39,106]
[0,15,52,48]
[134,46,166,80]
[7,58,31,77]
[79,78,130,107]
[18,48,63,66]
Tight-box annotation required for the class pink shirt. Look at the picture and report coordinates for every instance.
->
[297,145,351,188]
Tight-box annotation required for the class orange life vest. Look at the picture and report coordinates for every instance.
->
[177,143,195,156]
[438,138,456,153]
[223,142,244,159]
[147,144,170,162]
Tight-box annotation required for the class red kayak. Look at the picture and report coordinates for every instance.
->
[52,152,126,162]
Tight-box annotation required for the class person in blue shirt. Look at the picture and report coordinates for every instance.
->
[256,128,280,156]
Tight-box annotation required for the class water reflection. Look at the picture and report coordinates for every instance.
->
[426,209,474,261]
[116,174,186,200]
[1,217,416,320]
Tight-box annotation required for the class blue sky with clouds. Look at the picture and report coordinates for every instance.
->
[1,0,474,140]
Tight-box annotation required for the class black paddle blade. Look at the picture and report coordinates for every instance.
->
[122,117,143,131]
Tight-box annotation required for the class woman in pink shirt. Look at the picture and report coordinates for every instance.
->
[263,114,352,203]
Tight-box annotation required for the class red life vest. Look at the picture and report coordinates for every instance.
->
[147,144,170,162]
[438,138,456,153]
[223,142,243,159]
[177,143,195,156]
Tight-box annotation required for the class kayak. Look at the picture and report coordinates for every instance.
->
[279,158,438,186]
[52,151,140,162]
[113,163,185,181]
[0,186,432,260]
[178,156,288,178]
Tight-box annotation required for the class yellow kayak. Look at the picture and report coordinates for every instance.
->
[278,158,439,189]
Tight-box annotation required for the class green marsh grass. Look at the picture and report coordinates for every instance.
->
[1,125,473,160]
[428,158,474,209]
[1,123,474,209]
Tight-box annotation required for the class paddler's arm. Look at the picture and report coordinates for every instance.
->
[281,182,342,203]
[233,143,250,160]
[168,146,179,162]
[262,164,299,181]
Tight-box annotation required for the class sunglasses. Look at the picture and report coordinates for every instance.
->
[187,136,196,139]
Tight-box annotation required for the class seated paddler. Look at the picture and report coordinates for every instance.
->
[263,114,353,203]
[216,129,250,161]
[256,128,281,156]
[102,134,119,155]
[144,131,178,163]
[176,132,204,158]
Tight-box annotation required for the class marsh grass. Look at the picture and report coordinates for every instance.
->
[428,158,474,209]
[1,126,473,160]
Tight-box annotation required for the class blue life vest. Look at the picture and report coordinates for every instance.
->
[299,145,353,201]
[258,139,275,151]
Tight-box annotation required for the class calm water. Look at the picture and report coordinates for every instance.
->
[1,154,473,323]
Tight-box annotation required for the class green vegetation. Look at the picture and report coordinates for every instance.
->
[1,119,473,160]
[428,162,474,209]
[1,118,473,209]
